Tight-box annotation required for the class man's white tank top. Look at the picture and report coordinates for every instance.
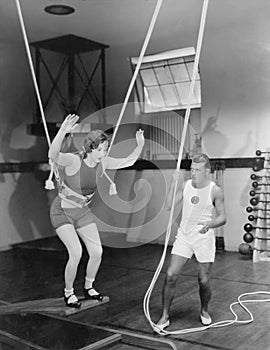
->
[180,179,215,234]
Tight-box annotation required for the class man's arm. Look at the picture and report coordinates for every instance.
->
[199,185,226,234]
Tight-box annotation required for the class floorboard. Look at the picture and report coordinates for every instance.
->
[1,236,270,349]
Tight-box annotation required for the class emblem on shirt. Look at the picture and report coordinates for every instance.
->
[191,196,199,204]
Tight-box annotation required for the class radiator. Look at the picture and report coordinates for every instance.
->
[149,113,191,160]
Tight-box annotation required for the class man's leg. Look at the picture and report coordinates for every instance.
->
[198,262,212,320]
[157,254,188,326]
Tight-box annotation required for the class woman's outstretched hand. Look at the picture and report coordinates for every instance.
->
[60,114,79,134]
[136,129,145,148]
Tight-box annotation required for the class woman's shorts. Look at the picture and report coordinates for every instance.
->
[171,228,216,263]
[50,196,95,229]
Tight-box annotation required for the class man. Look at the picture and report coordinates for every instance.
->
[155,153,226,332]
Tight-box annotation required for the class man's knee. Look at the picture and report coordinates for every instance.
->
[166,272,178,286]
[198,272,210,286]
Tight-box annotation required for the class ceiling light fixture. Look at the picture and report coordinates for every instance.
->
[44,5,75,15]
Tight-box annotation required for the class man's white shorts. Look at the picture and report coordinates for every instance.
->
[171,228,216,263]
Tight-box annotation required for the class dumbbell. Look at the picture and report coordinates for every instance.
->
[244,223,270,232]
[248,214,270,221]
[246,207,270,213]
[249,190,270,197]
[243,232,254,243]
[239,243,270,256]
[250,174,270,180]
[255,150,270,156]
[252,181,270,188]
[250,197,270,206]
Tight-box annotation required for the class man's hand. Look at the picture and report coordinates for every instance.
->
[172,170,181,183]
[198,221,211,234]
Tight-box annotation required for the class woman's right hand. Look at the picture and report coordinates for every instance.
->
[136,129,145,148]
[60,114,79,134]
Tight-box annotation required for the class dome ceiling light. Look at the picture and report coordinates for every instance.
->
[44,5,75,15]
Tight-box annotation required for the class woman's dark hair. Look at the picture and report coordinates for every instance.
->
[79,130,109,159]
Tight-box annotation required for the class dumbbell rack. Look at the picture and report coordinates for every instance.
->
[213,161,225,251]
[253,150,270,263]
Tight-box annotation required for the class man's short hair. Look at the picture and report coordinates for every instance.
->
[192,153,211,170]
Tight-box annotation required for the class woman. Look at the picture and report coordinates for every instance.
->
[49,114,145,308]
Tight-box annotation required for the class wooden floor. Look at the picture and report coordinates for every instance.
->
[0,235,270,350]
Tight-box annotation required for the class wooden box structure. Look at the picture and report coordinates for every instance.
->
[28,34,109,137]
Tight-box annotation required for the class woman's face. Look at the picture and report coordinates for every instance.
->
[90,141,109,162]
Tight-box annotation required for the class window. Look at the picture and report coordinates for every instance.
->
[130,47,201,113]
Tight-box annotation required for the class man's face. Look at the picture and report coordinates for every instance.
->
[190,162,209,185]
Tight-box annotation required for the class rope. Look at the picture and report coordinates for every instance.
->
[107,0,163,154]
[156,291,270,336]
[143,0,210,333]
[15,0,51,147]
[16,0,162,190]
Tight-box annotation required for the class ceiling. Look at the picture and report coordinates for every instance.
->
[1,0,270,109]
[2,0,267,54]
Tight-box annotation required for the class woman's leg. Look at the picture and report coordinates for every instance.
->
[77,223,103,297]
[56,224,82,303]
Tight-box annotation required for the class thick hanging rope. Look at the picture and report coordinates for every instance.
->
[143,1,270,336]
[16,0,162,192]
[15,0,51,147]
[15,0,58,189]
[104,0,163,195]
[107,0,163,154]
[143,0,210,333]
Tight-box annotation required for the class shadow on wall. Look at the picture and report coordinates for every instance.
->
[231,130,253,158]
[201,116,228,156]
[1,123,56,243]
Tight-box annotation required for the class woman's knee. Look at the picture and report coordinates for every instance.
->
[68,246,83,263]
[90,244,103,260]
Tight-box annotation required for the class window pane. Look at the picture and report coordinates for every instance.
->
[154,66,173,84]
[170,63,190,82]
[160,84,179,107]
[146,86,164,108]
[176,82,198,106]
[186,62,200,80]
[140,69,157,86]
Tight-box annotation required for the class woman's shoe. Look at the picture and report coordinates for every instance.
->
[83,288,103,301]
[64,294,81,308]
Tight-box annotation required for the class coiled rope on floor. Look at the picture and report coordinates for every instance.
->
[156,291,270,335]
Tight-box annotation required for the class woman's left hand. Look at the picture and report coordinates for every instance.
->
[136,129,145,148]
